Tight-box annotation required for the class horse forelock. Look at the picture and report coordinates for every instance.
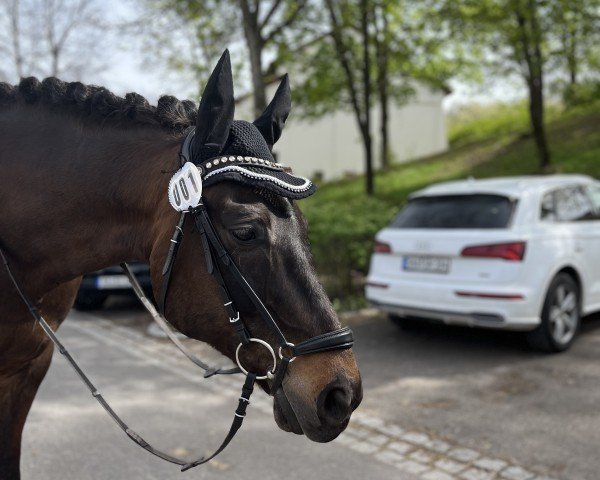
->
[0,77,197,133]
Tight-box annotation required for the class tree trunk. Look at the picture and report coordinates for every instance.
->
[516,4,550,170]
[378,75,389,170]
[569,65,577,86]
[361,0,374,195]
[567,33,578,85]
[239,0,267,117]
[362,124,374,195]
[528,75,550,169]
[562,16,578,85]
[325,0,374,195]
[375,3,390,169]
[51,47,59,77]
[529,4,550,169]
[9,0,24,77]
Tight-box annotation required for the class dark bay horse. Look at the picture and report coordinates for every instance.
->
[0,53,362,479]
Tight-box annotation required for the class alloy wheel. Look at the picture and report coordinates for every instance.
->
[549,284,578,346]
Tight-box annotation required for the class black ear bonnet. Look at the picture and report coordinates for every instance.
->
[187,50,315,200]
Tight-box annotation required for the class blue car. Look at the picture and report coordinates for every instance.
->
[74,263,153,310]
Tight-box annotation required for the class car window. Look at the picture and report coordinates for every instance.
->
[540,192,556,221]
[546,186,597,222]
[390,194,516,229]
[586,184,600,215]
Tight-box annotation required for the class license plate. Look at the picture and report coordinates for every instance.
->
[402,256,451,274]
[95,275,132,290]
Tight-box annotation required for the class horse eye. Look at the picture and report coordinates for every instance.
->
[231,226,256,242]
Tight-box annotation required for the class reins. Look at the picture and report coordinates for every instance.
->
[0,127,354,471]
[0,245,255,471]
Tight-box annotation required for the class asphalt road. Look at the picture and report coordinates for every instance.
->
[20,298,600,480]
[20,310,406,480]
[351,310,600,480]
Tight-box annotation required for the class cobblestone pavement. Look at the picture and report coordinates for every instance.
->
[61,311,561,480]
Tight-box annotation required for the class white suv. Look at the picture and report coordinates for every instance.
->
[365,175,600,352]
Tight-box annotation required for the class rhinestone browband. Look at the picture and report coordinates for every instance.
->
[204,155,283,172]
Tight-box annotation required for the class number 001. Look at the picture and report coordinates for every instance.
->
[172,170,200,207]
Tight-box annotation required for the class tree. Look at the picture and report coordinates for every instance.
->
[144,0,309,115]
[551,0,600,86]
[291,0,457,194]
[322,0,375,194]
[238,0,308,116]
[443,0,599,170]
[373,0,390,168]
[442,0,550,168]
[372,0,457,169]
[0,0,106,82]
[134,0,239,99]
[514,0,551,168]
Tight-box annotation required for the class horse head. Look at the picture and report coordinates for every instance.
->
[150,51,362,443]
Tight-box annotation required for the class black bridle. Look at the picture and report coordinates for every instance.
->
[158,129,353,389]
[0,128,354,471]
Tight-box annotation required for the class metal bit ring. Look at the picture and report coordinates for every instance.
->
[235,338,277,380]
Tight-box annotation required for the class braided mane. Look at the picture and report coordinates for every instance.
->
[0,77,196,133]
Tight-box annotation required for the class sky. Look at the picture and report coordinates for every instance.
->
[99,39,524,114]
[102,49,524,112]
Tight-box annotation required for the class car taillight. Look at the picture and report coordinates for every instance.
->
[461,241,526,261]
[374,241,392,254]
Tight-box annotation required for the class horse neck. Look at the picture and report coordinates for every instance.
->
[0,107,183,294]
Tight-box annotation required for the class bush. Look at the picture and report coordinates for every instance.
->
[563,81,600,108]
[303,195,398,303]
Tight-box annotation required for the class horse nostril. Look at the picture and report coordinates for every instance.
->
[318,384,352,425]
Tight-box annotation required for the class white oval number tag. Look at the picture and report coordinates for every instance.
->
[168,162,203,211]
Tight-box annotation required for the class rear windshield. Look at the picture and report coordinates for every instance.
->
[390,194,516,229]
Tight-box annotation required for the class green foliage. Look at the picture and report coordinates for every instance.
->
[140,0,239,98]
[549,0,600,86]
[304,106,600,310]
[441,0,599,169]
[292,0,463,119]
[303,195,397,300]
[563,80,600,108]
[142,0,311,100]
[290,39,350,119]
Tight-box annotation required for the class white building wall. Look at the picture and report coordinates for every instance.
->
[237,82,448,181]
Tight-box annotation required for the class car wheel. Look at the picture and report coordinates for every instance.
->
[389,314,424,331]
[527,273,581,353]
[74,292,107,311]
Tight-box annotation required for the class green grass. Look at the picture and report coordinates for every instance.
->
[303,101,600,310]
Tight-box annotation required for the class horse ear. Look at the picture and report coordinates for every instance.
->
[253,74,291,150]
[193,50,235,160]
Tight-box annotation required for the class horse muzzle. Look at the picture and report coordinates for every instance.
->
[272,350,363,442]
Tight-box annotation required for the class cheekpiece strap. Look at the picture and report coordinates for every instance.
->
[190,203,289,348]
[158,212,186,315]
[179,127,196,166]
